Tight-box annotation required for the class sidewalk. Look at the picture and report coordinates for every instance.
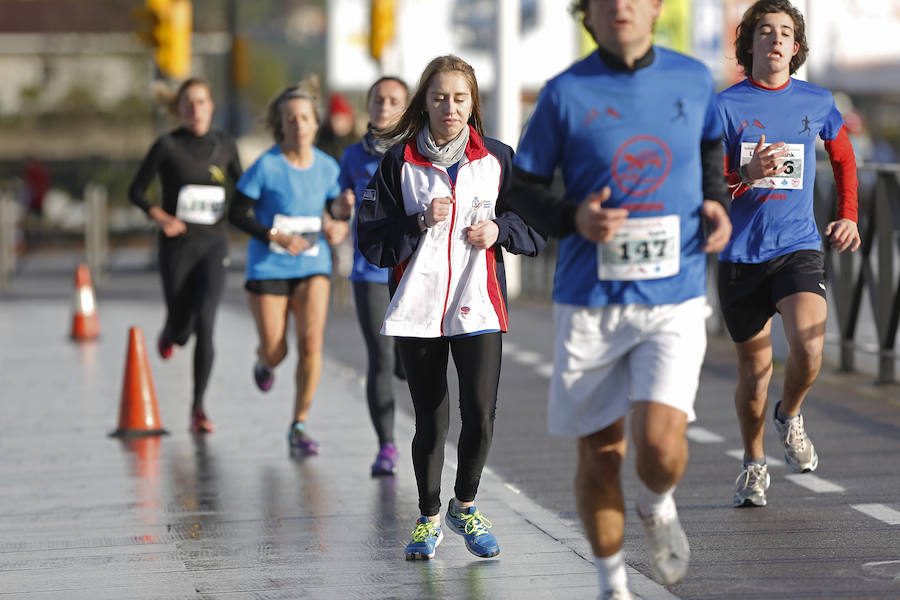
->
[0,253,674,600]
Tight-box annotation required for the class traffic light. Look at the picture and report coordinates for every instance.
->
[135,0,192,80]
[369,0,395,62]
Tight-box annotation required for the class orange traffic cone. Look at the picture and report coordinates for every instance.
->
[71,263,99,341]
[110,327,168,437]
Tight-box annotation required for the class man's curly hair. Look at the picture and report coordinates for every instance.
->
[735,0,808,76]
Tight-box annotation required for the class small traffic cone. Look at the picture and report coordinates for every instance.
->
[71,262,99,341]
[110,327,168,438]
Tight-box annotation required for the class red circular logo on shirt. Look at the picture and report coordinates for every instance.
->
[611,136,672,197]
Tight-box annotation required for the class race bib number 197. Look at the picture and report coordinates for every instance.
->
[597,215,680,281]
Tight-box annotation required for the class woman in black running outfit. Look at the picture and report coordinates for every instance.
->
[128,77,243,434]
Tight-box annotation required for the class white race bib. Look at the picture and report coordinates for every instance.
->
[597,215,680,281]
[740,142,805,190]
[269,214,321,256]
[175,185,225,224]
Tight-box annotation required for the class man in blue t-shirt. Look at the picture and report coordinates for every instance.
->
[717,0,860,509]
[507,1,731,597]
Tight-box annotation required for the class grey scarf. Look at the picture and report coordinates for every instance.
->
[360,126,392,157]
[416,123,469,167]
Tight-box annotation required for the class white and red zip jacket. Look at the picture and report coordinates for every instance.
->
[357,126,545,338]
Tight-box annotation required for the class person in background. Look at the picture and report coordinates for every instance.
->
[506,0,732,597]
[357,54,545,562]
[717,0,860,509]
[333,76,410,477]
[228,78,350,456]
[128,77,243,434]
[317,92,359,161]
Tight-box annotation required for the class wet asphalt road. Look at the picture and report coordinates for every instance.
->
[2,246,900,599]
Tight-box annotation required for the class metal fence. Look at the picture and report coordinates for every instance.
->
[518,162,900,384]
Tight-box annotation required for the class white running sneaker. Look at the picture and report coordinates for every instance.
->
[773,401,819,473]
[733,462,770,507]
[638,504,690,586]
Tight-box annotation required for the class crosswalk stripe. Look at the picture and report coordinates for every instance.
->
[785,474,845,493]
[686,426,725,443]
[853,504,900,525]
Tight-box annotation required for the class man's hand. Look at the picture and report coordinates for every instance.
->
[575,187,628,243]
[701,200,732,253]
[272,231,310,256]
[466,220,499,249]
[745,134,789,180]
[824,218,861,252]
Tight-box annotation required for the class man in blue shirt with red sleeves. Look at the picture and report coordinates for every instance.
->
[717,0,860,509]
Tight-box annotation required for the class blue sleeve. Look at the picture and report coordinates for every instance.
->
[820,95,844,141]
[237,153,265,199]
[701,72,723,142]
[513,83,563,178]
[487,139,547,257]
[356,149,423,268]
[326,156,341,199]
[338,149,354,191]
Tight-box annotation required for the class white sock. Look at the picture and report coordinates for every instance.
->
[637,481,676,520]
[594,550,628,593]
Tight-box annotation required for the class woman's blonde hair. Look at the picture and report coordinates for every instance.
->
[264,75,322,143]
[378,55,484,145]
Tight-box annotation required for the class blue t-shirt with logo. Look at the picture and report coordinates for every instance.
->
[514,47,722,307]
[338,142,390,284]
[718,77,845,263]
[237,145,340,281]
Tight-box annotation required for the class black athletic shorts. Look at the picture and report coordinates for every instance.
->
[717,249,826,343]
[244,273,328,296]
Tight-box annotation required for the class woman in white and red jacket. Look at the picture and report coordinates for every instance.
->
[357,55,544,562]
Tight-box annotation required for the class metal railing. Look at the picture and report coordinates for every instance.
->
[518,161,900,383]
[819,162,900,383]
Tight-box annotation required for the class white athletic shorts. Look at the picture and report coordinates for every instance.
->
[548,297,708,438]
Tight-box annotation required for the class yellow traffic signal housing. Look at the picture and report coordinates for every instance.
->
[135,0,192,80]
[369,0,395,62]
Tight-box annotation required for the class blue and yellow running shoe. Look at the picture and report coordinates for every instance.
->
[445,499,499,558]
[404,517,442,560]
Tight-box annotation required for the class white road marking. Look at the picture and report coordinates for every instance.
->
[686,426,725,443]
[853,504,900,525]
[784,473,845,493]
[512,350,544,365]
[535,364,554,378]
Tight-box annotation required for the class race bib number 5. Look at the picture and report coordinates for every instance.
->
[597,215,680,281]
[740,142,805,190]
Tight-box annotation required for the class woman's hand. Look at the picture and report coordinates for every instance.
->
[333,189,355,220]
[323,217,350,245]
[271,230,310,256]
[149,206,187,238]
[467,220,499,249]
[425,196,453,227]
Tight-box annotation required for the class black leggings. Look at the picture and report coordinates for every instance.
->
[352,280,396,447]
[396,332,502,516]
[157,233,227,411]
